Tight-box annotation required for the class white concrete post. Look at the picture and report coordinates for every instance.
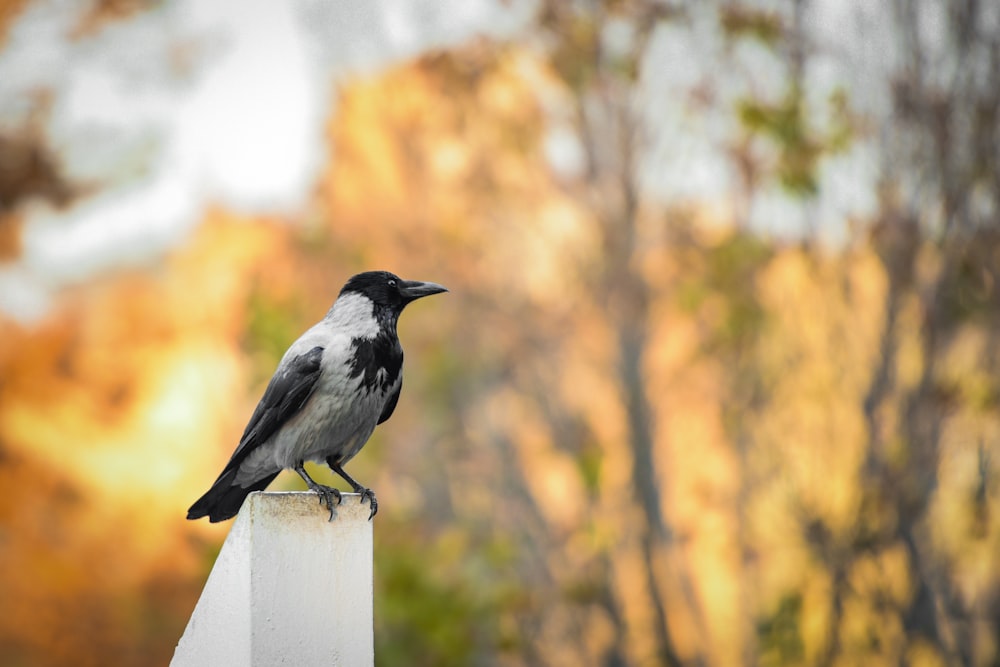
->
[171,492,374,667]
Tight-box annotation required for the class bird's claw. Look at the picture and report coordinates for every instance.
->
[309,484,342,522]
[358,488,378,520]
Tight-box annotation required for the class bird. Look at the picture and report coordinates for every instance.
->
[187,270,447,523]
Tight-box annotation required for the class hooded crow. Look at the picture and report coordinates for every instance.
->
[187,270,447,522]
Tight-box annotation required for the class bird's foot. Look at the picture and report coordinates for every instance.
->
[357,487,378,520]
[307,482,342,522]
[326,461,378,520]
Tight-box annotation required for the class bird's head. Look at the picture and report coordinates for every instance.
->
[339,271,448,314]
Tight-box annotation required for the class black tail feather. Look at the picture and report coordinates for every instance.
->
[187,469,281,523]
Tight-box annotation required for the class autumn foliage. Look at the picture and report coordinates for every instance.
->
[2,3,1000,666]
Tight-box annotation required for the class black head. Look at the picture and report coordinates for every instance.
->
[340,271,448,311]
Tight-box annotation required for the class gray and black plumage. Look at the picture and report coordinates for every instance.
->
[187,271,447,522]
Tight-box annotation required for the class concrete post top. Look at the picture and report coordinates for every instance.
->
[244,491,373,523]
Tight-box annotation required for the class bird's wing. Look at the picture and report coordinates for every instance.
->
[222,345,325,473]
[377,379,401,425]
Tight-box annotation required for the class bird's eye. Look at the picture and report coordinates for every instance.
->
[388,279,397,288]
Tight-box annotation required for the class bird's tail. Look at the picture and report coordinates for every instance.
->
[187,468,280,523]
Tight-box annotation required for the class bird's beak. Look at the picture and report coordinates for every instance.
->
[400,280,448,302]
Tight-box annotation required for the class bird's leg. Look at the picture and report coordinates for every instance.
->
[326,458,378,520]
[293,462,341,522]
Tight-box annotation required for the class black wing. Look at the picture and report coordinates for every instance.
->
[377,380,401,425]
[222,345,324,473]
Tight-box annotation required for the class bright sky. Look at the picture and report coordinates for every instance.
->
[0,0,894,322]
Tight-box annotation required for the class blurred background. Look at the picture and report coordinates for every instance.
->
[1,0,999,665]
